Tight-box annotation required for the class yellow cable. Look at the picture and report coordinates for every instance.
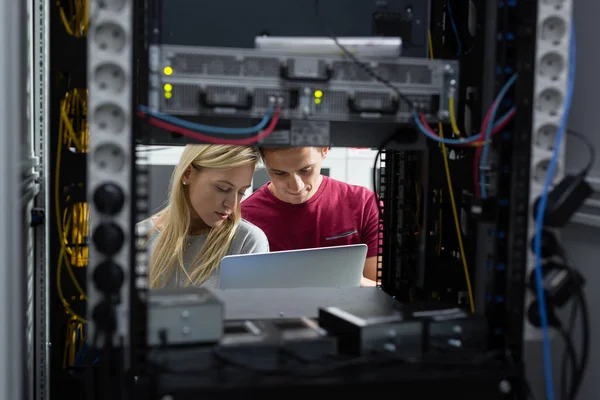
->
[58,215,87,315]
[70,202,89,267]
[63,318,85,368]
[428,31,462,138]
[55,102,70,255]
[56,96,88,315]
[439,124,475,313]
[62,212,87,296]
[57,233,88,322]
[63,89,90,267]
[58,7,74,36]
[57,258,85,322]
[427,30,434,60]
[82,0,89,34]
[61,101,83,150]
[70,325,77,365]
[58,0,88,37]
[54,17,90,364]
[60,91,89,282]
[429,30,475,313]
[448,96,462,137]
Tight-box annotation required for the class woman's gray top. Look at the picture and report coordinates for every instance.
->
[138,218,269,288]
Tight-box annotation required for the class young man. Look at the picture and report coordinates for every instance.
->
[241,146,379,286]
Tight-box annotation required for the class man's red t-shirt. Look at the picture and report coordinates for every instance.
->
[241,176,379,258]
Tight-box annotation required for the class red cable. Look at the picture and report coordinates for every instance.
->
[139,109,281,145]
[418,107,515,199]
[474,104,495,198]
[418,110,515,148]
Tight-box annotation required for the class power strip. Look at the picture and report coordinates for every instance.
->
[524,0,574,340]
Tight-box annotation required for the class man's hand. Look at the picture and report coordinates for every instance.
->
[360,276,377,287]
[363,256,378,281]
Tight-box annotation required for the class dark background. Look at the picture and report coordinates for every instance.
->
[158,0,429,58]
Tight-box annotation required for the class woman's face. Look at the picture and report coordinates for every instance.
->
[183,163,254,228]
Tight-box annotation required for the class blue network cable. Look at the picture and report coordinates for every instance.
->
[75,342,86,365]
[534,26,576,400]
[137,104,274,135]
[75,342,100,366]
[479,73,518,198]
[412,107,515,145]
[446,1,463,56]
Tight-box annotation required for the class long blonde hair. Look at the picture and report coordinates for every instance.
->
[148,145,260,288]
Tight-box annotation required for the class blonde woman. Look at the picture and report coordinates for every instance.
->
[138,144,269,288]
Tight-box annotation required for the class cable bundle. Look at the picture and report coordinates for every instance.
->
[137,102,281,145]
[55,0,91,371]
[57,0,89,37]
[56,89,90,368]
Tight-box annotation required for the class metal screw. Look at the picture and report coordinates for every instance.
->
[182,326,190,335]
[452,325,462,334]
[444,64,454,73]
[181,310,190,319]
[499,380,512,394]
[449,79,457,87]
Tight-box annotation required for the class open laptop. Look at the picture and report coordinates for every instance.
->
[219,244,368,289]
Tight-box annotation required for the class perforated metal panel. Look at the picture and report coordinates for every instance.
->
[33,0,49,396]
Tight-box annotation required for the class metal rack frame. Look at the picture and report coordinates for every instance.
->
[32,0,50,398]
[78,0,544,398]
[0,0,578,399]
[0,1,29,400]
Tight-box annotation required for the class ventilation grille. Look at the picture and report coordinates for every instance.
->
[171,54,242,75]
[376,151,388,287]
[315,92,433,116]
[244,57,281,77]
[163,85,437,115]
[165,85,295,111]
[166,84,202,111]
[134,147,150,293]
[376,64,432,84]
[332,62,432,84]
[169,53,433,84]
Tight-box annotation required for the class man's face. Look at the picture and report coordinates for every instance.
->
[262,147,328,204]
